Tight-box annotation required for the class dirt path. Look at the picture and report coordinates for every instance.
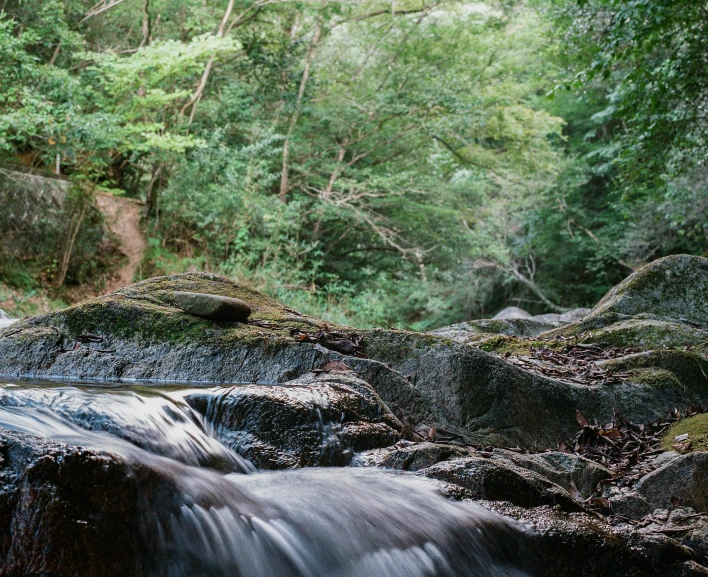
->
[95,193,146,294]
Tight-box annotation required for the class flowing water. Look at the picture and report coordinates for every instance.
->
[0,382,533,577]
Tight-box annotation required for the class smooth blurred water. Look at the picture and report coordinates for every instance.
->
[0,382,532,577]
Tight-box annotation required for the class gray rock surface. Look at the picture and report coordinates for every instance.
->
[0,309,9,320]
[419,456,584,512]
[488,449,612,499]
[186,371,402,468]
[584,254,708,328]
[355,441,470,471]
[172,290,251,322]
[428,317,564,341]
[485,501,705,577]
[492,306,532,320]
[635,452,708,512]
[559,307,590,323]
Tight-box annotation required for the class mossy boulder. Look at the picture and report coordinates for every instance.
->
[3,271,708,450]
[539,255,708,351]
[585,254,708,327]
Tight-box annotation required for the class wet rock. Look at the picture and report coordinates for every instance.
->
[186,371,402,469]
[172,290,251,322]
[0,428,177,577]
[356,441,470,471]
[634,452,708,512]
[484,501,705,577]
[488,449,612,499]
[419,456,584,512]
[492,306,532,320]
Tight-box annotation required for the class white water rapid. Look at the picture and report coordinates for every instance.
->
[0,382,533,577]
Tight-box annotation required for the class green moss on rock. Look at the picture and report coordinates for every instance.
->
[476,335,564,355]
[661,413,708,452]
[584,254,708,327]
[605,350,708,396]
[579,318,707,350]
[17,272,334,346]
[629,368,682,390]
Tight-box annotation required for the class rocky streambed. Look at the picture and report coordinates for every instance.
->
[0,254,708,576]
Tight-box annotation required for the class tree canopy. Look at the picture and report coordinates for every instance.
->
[0,0,705,328]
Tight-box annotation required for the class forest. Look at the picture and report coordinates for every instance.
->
[0,0,706,330]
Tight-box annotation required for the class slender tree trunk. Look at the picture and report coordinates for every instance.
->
[140,0,151,47]
[49,41,62,65]
[54,201,88,289]
[144,163,162,218]
[179,0,235,122]
[279,25,321,202]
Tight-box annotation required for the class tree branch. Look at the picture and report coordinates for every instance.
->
[280,24,321,201]
[79,0,129,24]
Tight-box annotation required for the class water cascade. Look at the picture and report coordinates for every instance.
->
[0,382,532,577]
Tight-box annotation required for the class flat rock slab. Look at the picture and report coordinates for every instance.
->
[172,291,251,322]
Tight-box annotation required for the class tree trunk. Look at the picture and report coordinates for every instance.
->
[279,24,321,202]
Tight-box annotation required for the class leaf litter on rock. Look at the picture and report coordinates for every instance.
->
[567,406,708,521]
[503,342,637,385]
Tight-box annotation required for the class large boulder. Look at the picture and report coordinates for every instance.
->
[418,456,584,512]
[584,255,708,328]
[3,271,708,449]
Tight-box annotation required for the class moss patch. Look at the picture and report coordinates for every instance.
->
[629,368,682,390]
[582,319,707,350]
[540,317,708,352]
[661,413,708,452]
[606,350,708,395]
[362,328,449,362]
[475,335,566,355]
[16,272,338,346]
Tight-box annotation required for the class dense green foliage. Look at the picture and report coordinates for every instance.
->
[0,0,706,327]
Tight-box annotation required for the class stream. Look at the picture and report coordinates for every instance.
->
[0,382,532,577]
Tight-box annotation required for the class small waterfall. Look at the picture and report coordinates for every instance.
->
[0,383,253,472]
[0,382,533,577]
[162,468,530,577]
